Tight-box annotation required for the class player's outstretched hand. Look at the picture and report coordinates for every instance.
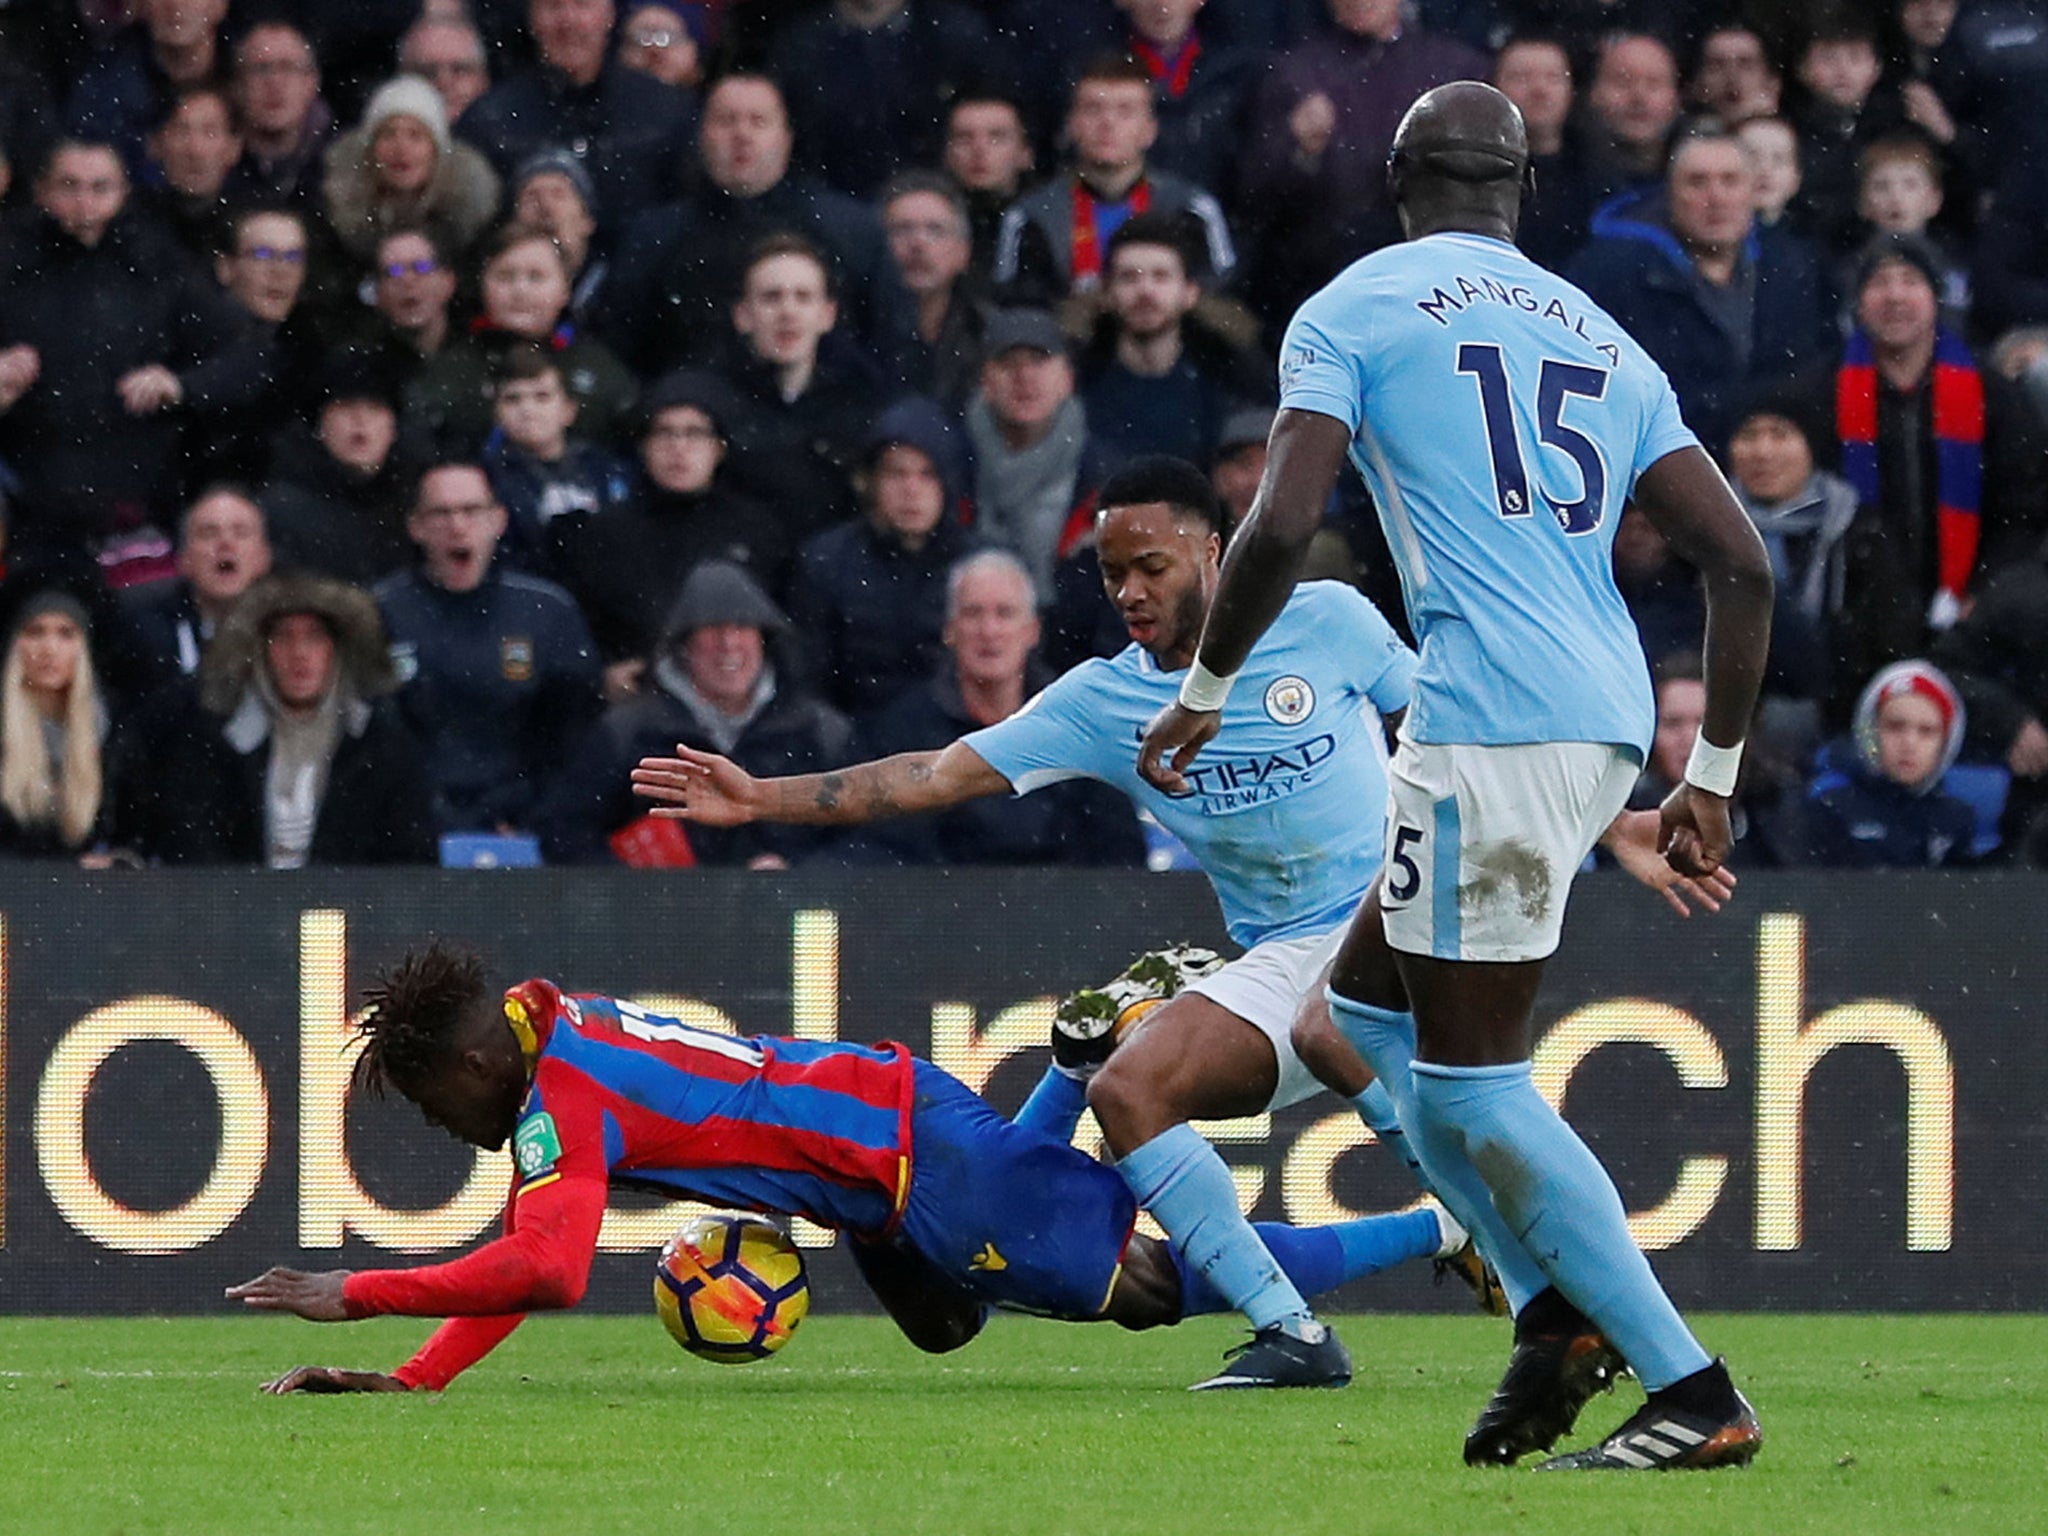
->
[1656,782,1734,878]
[1602,807,1737,916]
[226,1267,350,1321]
[1137,702,1220,795]
[631,746,762,825]
[261,1366,410,1395]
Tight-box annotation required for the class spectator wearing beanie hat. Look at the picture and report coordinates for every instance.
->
[511,148,609,325]
[1791,658,1977,867]
[0,584,113,858]
[321,75,501,265]
[1834,233,1985,635]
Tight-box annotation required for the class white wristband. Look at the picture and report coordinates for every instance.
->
[1683,734,1744,797]
[1178,659,1236,713]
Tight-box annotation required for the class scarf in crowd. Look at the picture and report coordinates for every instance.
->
[1835,327,1983,602]
[1069,176,1151,288]
[966,394,1089,599]
[1130,32,1202,98]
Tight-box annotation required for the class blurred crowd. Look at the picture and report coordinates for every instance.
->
[0,0,2042,871]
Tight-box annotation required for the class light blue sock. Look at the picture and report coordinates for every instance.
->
[1348,1080,1426,1188]
[1326,989,1549,1314]
[1117,1123,1311,1332]
[1012,1067,1089,1140]
[1171,1211,1441,1318]
[1410,1060,1713,1391]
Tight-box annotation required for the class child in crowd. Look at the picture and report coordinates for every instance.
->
[1797,659,1977,867]
[1853,133,1970,318]
[1736,116,1804,230]
[481,345,631,579]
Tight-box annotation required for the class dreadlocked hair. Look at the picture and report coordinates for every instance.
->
[353,942,490,1099]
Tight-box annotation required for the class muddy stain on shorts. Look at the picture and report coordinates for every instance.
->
[1460,839,1553,925]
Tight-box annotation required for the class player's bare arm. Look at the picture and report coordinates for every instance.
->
[631,739,1011,826]
[1137,409,1354,792]
[226,1267,350,1321]
[1630,446,1776,875]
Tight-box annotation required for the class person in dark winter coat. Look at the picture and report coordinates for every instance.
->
[1932,530,2048,862]
[765,0,1000,201]
[1792,659,1976,868]
[263,356,418,587]
[534,561,851,867]
[478,344,633,580]
[556,370,791,693]
[455,0,695,228]
[114,571,435,866]
[319,76,500,268]
[0,140,271,560]
[993,53,1236,304]
[403,222,637,454]
[708,234,885,543]
[596,73,913,375]
[375,462,600,835]
[786,397,978,718]
[1566,124,1834,452]
[828,549,1145,868]
[119,485,274,682]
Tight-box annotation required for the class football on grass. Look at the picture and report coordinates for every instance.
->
[655,1212,810,1363]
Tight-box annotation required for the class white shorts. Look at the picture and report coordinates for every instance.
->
[1379,739,1637,964]
[1182,924,1349,1112]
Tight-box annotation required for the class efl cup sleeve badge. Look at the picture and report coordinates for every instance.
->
[1264,676,1315,724]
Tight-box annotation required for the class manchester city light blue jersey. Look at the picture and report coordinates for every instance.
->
[1280,231,1699,758]
[965,582,1414,947]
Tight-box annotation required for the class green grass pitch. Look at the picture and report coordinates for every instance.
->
[1,1313,2043,1535]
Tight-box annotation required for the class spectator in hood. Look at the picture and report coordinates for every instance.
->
[321,75,501,268]
[1933,523,2048,863]
[787,396,979,718]
[535,559,851,867]
[114,571,434,866]
[1792,658,1976,867]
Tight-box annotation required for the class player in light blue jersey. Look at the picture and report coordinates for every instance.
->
[634,455,1731,1393]
[631,459,1396,1389]
[1139,84,1774,1470]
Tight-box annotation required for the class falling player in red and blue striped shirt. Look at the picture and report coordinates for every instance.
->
[230,942,1466,1392]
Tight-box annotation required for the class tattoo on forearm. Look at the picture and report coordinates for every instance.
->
[814,774,845,813]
